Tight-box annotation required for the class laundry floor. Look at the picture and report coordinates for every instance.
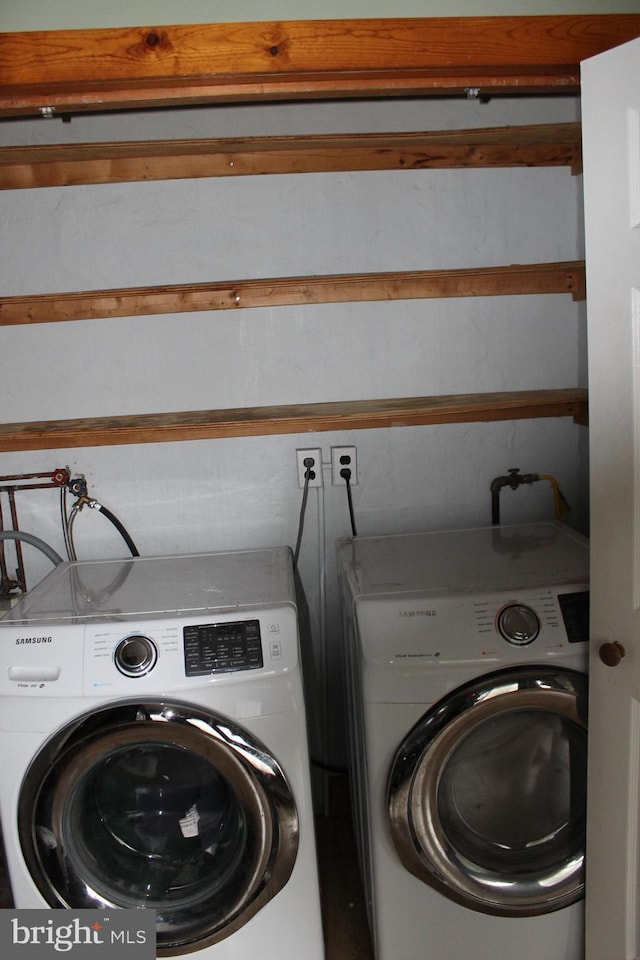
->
[316,812,374,960]
[0,807,374,960]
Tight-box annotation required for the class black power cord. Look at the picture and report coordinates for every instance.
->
[293,456,316,566]
[340,463,358,537]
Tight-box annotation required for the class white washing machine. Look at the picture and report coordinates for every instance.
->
[337,522,589,960]
[0,546,324,960]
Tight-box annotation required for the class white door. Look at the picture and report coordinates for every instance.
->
[582,37,640,960]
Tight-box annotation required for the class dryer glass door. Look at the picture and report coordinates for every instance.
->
[387,665,587,917]
[18,700,298,956]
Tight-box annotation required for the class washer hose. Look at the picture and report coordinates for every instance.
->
[67,500,139,559]
[0,530,64,566]
[95,503,140,557]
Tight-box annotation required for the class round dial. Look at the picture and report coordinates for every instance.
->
[114,634,158,677]
[496,603,540,646]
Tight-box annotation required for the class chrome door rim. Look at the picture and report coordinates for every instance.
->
[18,699,299,956]
[387,666,587,917]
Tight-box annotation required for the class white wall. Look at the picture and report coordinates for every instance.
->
[0,89,587,772]
[2,0,640,31]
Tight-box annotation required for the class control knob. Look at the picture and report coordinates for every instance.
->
[114,634,158,677]
[497,603,540,646]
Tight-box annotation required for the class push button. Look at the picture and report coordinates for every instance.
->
[269,640,282,660]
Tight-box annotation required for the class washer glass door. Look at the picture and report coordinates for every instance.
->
[19,700,298,956]
[387,666,587,917]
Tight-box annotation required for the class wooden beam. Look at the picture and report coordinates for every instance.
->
[1,16,639,116]
[0,390,588,452]
[0,123,583,189]
[0,261,586,326]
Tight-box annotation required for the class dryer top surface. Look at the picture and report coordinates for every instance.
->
[1,546,296,624]
[338,522,588,601]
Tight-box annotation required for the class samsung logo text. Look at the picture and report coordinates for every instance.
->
[398,610,437,618]
[15,636,52,645]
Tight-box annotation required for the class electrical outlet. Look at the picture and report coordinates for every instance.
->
[331,445,358,485]
[296,448,323,488]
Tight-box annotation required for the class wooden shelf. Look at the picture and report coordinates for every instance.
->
[0,390,588,452]
[0,123,582,189]
[0,261,586,326]
[0,16,599,452]
[1,16,639,116]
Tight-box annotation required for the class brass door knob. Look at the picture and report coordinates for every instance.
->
[599,641,626,667]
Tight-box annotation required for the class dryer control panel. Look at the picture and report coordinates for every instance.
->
[496,590,588,647]
[557,590,590,643]
[355,583,589,668]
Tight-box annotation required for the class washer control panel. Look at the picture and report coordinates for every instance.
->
[77,607,293,694]
[184,619,263,676]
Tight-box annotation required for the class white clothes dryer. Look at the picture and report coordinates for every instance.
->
[0,547,324,960]
[338,522,589,960]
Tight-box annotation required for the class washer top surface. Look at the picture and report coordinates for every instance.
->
[2,546,295,624]
[338,522,588,600]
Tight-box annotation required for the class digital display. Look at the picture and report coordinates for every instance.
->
[183,619,263,676]
[558,591,589,644]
